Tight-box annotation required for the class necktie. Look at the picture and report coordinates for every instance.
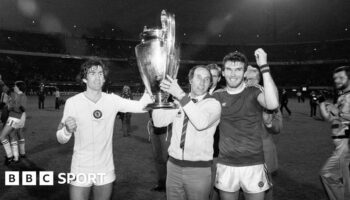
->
[179,98,198,149]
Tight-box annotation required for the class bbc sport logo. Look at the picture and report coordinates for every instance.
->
[5,171,106,186]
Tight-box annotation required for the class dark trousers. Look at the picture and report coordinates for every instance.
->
[150,128,169,186]
[55,98,60,110]
[38,98,45,109]
[297,96,304,103]
[121,113,131,136]
[1,107,9,125]
[280,103,291,115]
[310,104,317,117]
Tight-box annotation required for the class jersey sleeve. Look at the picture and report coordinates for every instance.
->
[152,107,178,127]
[113,92,153,113]
[56,98,74,144]
[182,98,221,131]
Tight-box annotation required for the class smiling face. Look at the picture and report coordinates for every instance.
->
[190,67,211,97]
[223,61,245,89]
[333,70,350,90]
[83,65,105,91]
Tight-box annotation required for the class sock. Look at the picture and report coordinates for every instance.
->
[10,141,19,161]
[18,139,25,155]
[1,139,13,158]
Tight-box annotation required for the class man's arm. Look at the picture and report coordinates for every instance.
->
[255,48,279,110]
[319,102,338,122]
[152,108,178,128]
[116,91,153,113]
[181,97,221,131]
[56,99,75,144]
[159,75,221,131]
[263,109,283,134]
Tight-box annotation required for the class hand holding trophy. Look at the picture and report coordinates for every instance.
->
[135,10,180,109]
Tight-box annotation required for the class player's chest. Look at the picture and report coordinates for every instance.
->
[75,101,116,122]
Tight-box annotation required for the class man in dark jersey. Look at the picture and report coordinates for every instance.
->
[213,48,279,200]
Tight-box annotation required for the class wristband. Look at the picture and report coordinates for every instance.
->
[260,64,270,74]
[260,64,269,70]
[261,68,270,74]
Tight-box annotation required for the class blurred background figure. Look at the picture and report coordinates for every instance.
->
[55,87,61,110]
[309,91,318,117]
[207,63,222,95]
[1,85,10,128]
[0,81,27,165]
[296,90,304,103]
[280,89,292,116]
[148,111,170,192]
[121,85,133,137]
[38,83,45,109]
[0,74,4,89]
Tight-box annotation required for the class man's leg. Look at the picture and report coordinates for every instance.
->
[70,185,91,200]
[166,161,186,200]
[17,129,26,157]
[244,192,265,200]
[285,104,291,115]
[183,166,211,200]
[279,105,284,114]
[343,153,350,199]
[158,133,170,186]
[121,115,129,137]
[320,153,344,200]
[1,125,15,161]
[220,190,239,200]
[93,183,113,200]
[150,132,167,191]
[9,131,19,161]
[126,114,131,133]
[210,159,219,200]
[310,105,314,117]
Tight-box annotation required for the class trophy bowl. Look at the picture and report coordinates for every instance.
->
[135,10,179,109]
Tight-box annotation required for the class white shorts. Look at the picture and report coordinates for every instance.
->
[6,117,25,129]
[215,163,271,193]
[70,170,115,187]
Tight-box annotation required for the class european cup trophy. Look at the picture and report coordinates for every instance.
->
[135,10,180,109]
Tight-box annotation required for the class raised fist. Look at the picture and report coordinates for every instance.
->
[254,48,268,67]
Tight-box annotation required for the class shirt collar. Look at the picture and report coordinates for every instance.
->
[189,93,207,102]
[226,83,246,95]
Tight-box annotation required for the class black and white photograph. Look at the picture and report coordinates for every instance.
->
[0,0,350,200]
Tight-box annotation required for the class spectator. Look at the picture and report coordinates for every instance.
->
[38,83,45,109]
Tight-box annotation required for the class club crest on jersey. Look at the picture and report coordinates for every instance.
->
[93,110,103,119]
[258,181,264,188]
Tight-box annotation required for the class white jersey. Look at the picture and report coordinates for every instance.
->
[57,92,151,175]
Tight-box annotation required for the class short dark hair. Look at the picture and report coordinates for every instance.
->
[222,51,248,71]
[80,58,109,82]
[188,65,212,84]
[15,81,26,93]
[333,66,350,78]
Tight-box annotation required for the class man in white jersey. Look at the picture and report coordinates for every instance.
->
[56,59,152,200]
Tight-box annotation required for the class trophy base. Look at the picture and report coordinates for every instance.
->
[145,102,177,110]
